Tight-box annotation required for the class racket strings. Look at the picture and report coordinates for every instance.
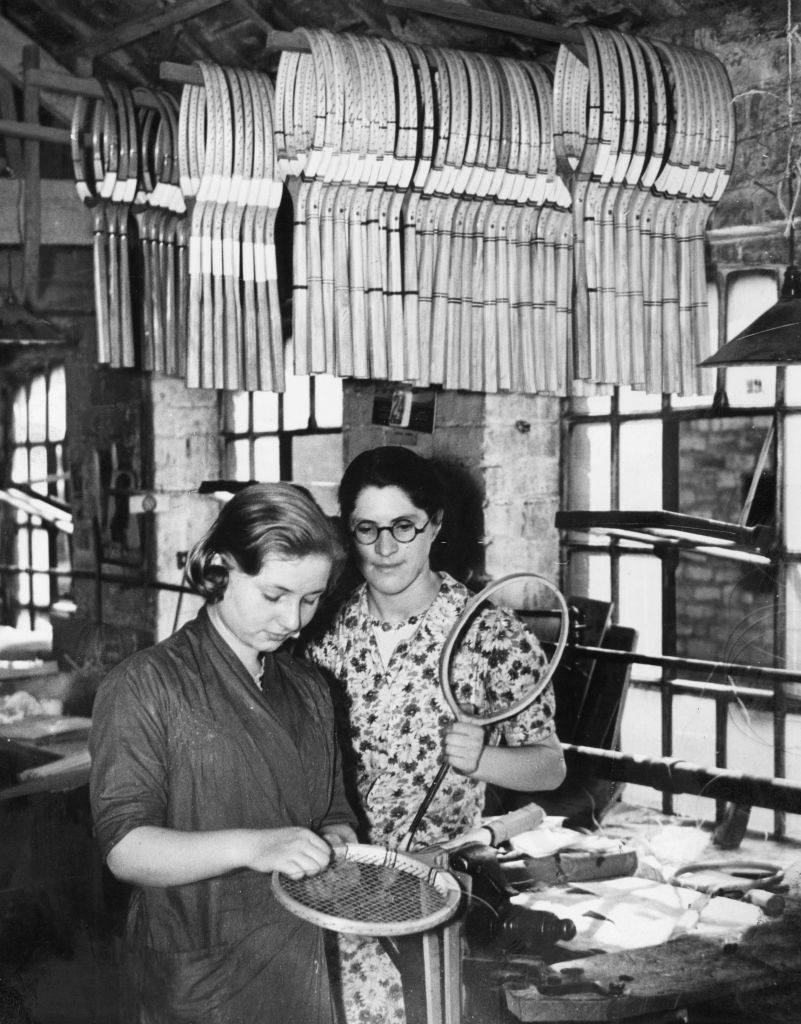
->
[279,859,449,925]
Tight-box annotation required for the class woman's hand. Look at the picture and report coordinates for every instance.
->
[443,721,485,777]
[321,823,359,849]
[244,826,333,879]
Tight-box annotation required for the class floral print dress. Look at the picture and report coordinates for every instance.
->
[306,572,556,1024]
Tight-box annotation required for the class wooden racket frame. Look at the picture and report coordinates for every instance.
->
[438,571,569,727]
[271,842,462,937]
[402,571,569,851]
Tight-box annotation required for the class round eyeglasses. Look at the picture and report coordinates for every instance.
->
[351,518,431,545]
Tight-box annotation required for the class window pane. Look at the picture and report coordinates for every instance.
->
[11,447,28,483]
[618,387,662,414]
[786,366,801,405]
[253,437,280,481]
[48,365,66,441]
[785,415,801,552]
[283,373,311,430]
[227,439,252,480]
[569,390,611,416]
[314,375,343,428]
[725,366,776,407]
[676,552,772,666]
[786,561,801,673]
[679,415,772,525]
[227,392,251,433]
[33,571,50,607]
[567,423,611,510]
[673,694,716,765]
[620,419,662,509]
[13,386,28,443]
[28,374,47,443]
[29,446,48,494]
[16,532,30,569]
[253,391,279,432]
[17,570,30,605]
[618,553,661,679]
[291,435,343,488]
[31,528,49,570]
[724,272,778,407]
[566,551,610,602]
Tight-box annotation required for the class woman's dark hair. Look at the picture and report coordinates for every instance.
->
[338,446,446,525]
[186,482,345,602]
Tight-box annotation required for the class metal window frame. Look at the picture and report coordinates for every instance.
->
[561,270,799,838]
[218,379,343,483]
[6,363,71,631]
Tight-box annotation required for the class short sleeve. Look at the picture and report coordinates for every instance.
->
[89,658,171,860]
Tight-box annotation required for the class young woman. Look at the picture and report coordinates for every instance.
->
[306,446,565,1023]
[90,483,358,1024]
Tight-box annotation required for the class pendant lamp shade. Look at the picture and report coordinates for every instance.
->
[700,265,801,367]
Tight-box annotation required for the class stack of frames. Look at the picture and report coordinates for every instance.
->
[554,28,734,396]
[181,62,285,391]
[71,84,188,374]
[276,32,575,394]
[71,27,734,397]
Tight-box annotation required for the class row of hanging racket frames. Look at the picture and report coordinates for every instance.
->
[69,25,734,397]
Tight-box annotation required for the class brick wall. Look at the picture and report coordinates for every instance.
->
[676,417,776,664]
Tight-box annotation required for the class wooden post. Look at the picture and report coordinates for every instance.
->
[22,44,41,308]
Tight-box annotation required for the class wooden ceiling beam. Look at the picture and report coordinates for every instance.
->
[20,1,149,84]
[83,0,233,58]
[383,0,582,45]
[0,15,80,124]
[228,0,280,37]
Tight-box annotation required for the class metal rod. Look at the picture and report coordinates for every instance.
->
[0,564,190,594]
[574,643,801,685]
[563,743,801,815]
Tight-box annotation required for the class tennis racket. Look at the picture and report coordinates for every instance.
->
[402,572,570,850]
[272,843,462,936]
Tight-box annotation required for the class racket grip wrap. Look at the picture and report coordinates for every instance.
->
[485,803,546,845]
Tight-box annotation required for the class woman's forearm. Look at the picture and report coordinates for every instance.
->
[106,824,334,887]
[472,733,566,791]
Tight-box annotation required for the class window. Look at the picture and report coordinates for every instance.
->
[563,269,801,838]
[6,364,71,634]
[220,368,343,514]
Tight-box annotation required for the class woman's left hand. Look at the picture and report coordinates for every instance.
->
[321,823,359,848]
[443,721,485,777]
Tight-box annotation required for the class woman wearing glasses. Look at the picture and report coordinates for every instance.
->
[305,445,565,1024]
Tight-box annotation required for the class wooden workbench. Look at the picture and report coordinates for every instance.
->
[499,912,801,1021]
[459,805,801,1024]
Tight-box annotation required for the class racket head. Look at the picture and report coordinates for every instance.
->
[438,572,569,727]
[272,843,462,937]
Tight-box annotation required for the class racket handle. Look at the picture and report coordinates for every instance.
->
[438,802,546,852]
[402,762,449,851]
[480,803,547,846]
[743,889,785,917]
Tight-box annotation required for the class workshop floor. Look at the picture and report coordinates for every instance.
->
[3,801,801,1024]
